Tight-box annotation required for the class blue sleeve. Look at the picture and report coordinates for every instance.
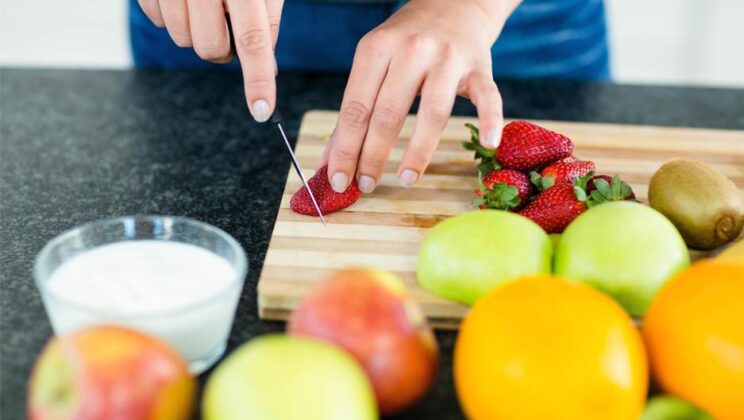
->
[129,0,610,80]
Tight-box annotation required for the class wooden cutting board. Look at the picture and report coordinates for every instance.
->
[258,110,744,329]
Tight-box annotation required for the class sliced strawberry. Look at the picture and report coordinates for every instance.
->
[474,169,533,211]
[531,159,596,191]
[497,121,573,171]
[518,183,588,233]
[290,165,361,216]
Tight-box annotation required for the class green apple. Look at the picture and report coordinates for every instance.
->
[202,334,377,420]
[640,396,712,420]
[555,201,689,316]
[418,210,552,305]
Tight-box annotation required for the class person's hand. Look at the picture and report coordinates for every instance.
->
[322,0,518,193]
[137,0,283,121]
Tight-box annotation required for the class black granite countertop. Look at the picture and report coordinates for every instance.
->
[1,68,743,419]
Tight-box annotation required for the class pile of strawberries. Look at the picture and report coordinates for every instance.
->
[464,121,636,233]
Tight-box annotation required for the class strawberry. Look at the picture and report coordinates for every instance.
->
[290,165,361,216]
[583,174,636,206]
[497,121,573,171]
[474,169,533,211]
[518,183,588,233]
[531,159,596,190]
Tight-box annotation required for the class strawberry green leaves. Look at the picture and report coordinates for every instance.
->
[462,123,499,175]
[474,168,533,211]
[473,181,521,210]
[530,171,556,191]
[585,175,636,208]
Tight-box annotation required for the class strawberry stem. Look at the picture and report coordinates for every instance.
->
[531,171,555,191]
[463,123,500,174]
[586,175,635,207]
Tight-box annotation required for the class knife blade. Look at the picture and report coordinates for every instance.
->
[271,111,327,225]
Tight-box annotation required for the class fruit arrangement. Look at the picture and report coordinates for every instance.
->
[28,119,744,419]
[463,121,637,233]
[31,256,743,419]
[452,258,744,419]
[418,120,742,418]
[28,269,439,419]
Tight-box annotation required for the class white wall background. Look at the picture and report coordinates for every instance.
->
[605,0,744,87]
[1,0,743,87]
[1,1,131,69]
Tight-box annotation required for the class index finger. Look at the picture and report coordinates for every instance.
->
[326,33,390,192]
[226,0,276,122]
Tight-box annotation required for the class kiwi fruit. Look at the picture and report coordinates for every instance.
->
[648,158,743,250]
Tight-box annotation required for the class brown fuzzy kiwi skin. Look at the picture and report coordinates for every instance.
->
[648,158,744,250]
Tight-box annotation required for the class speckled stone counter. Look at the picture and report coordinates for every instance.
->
[2,68,743,419]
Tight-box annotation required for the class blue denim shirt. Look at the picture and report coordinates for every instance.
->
[130,0,609,80]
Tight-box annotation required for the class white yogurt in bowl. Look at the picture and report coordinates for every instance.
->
[35,216,247,374]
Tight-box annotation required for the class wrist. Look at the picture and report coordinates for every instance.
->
[469,0,521,42]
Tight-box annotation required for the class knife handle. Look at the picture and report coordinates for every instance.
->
[270,108,282,124]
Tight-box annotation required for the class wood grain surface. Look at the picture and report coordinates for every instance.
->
[258,110,744,329]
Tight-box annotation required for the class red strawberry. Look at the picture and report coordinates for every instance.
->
[531,159,596,190]
[583,174,636,205]
[474,169,533,211]
[497,121,573,171]
[290,165,361,216]
[518,183,588,233]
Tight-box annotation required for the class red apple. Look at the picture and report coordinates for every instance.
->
[287,268,439,415]
[28,326,196,420]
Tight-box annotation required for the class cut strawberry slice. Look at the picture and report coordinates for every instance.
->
[290,165,361,216]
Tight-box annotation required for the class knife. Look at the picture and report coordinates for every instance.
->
[222,19,325,223]
[271,110,327,225]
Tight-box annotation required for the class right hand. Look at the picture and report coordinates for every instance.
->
[137,0,283,122]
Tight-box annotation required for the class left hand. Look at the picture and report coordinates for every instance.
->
[321,0,518,193]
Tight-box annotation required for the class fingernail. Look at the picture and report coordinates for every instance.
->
[485,126,502,148]
[331,172,349,193]
[358,175,376,194]
[250,100,271,122]
[398,169,419,188]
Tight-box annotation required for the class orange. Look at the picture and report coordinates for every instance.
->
[454,276,647,420]
[643,261,744,420]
